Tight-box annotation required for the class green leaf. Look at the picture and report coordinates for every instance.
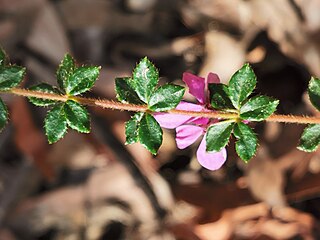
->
[132,57,159,103]
[45,104,67,144]
[206,121,235,152]
[240,96,279,121]
[209,83,234,110]
[0,66,26,90]
[0,98,8,132]
[148,84,185,111]
[233,122,257,162]
[115,77,144,104]
[57,53,75,91]
[308,77,320,111]
[64,100,90,133]
[298,124,320,152]
[0,48,6,66]
[28,83,62,107]
[138,113,162,155]
[66,66,100,96]
[228,63,256,109]
[125,112,144,144]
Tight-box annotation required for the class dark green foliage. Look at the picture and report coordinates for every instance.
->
[64,100,90,133]
[65,66,100,96]
[115,77,144,104]
[0,66,25,90]
[206,121,235,152]
[125,112,144,144]
[132,57,159,103]
[298,124,320,152]
[209,83,234,110]
[28,83,62,106]
[138,113,163,155]
[240,96,279,121]
[148,84,185,111]
[233,122,257,162]
[308,77,320,111]
[45,104,67,144]
[0,98,8,132]
[57,54,75,90]
[228,64,256,109]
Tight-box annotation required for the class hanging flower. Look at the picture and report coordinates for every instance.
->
[154,72,227,170]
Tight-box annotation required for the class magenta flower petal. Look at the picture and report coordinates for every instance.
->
[207,72,220,84]
[196,136,227,170]
[189,117,210,125]
[183,72,206,104]
[153,112,191,129]
[176,125,204,149]
[176,101,204,111]
[153,101,203,129]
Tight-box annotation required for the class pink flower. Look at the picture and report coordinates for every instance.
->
[154,72,227,170]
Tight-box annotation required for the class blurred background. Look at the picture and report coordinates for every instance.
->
[0,0,320,239]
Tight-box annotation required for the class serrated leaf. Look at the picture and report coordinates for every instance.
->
[0,48,6,66]
[133,57,159,103]
[298,124,320,152]
[45,104,67,144]
[28,83,62,106]
[0,98,8,132]
[138,113,162,155]
[115,77,144,104]
[240,96,279,121]
[228,64,256,109]
[206,121,235,152]
[0,66,26,90]
[233,122,257,162]
[65,66,100,96]
[209,83,234,110]
[125,112,144,144]
[57,53,75,91]
[308,77,320,111]
[64,100,90,133]
[148,84,185,111]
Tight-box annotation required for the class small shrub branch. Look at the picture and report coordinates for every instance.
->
[3,87,320,124]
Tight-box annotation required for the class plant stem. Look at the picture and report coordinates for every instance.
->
[6,88,320,125]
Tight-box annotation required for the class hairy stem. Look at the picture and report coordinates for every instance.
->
[5,88,320,124]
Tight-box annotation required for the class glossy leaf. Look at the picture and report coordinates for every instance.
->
[115,77,144,104]
[209,83,234,110]
[206,121,235,152]
[0,66,26,90]
[240,96,279,121]
[148,84,185,111]
[125,112,144,144]
[0,98,8,132]
[0,48,6,66]
[66,66,100,96]
[57,53,75,91]
[308,77,320,111]
[228,64,256,109]
[132,57,159,103]
[64,100,90,133]
[45,104,67,144]
[298,124,320,152]
[233,122,257,162]
[28,83,62,106]
[138,113,162,155]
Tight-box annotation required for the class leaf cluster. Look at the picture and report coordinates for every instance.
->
[115,57,185,154]
[298,77,320,152]
[0,48,26,131]
[28,54,100,143]
[206,64,279,162]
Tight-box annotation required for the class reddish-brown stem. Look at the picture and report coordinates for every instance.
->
[6,88,320,125]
